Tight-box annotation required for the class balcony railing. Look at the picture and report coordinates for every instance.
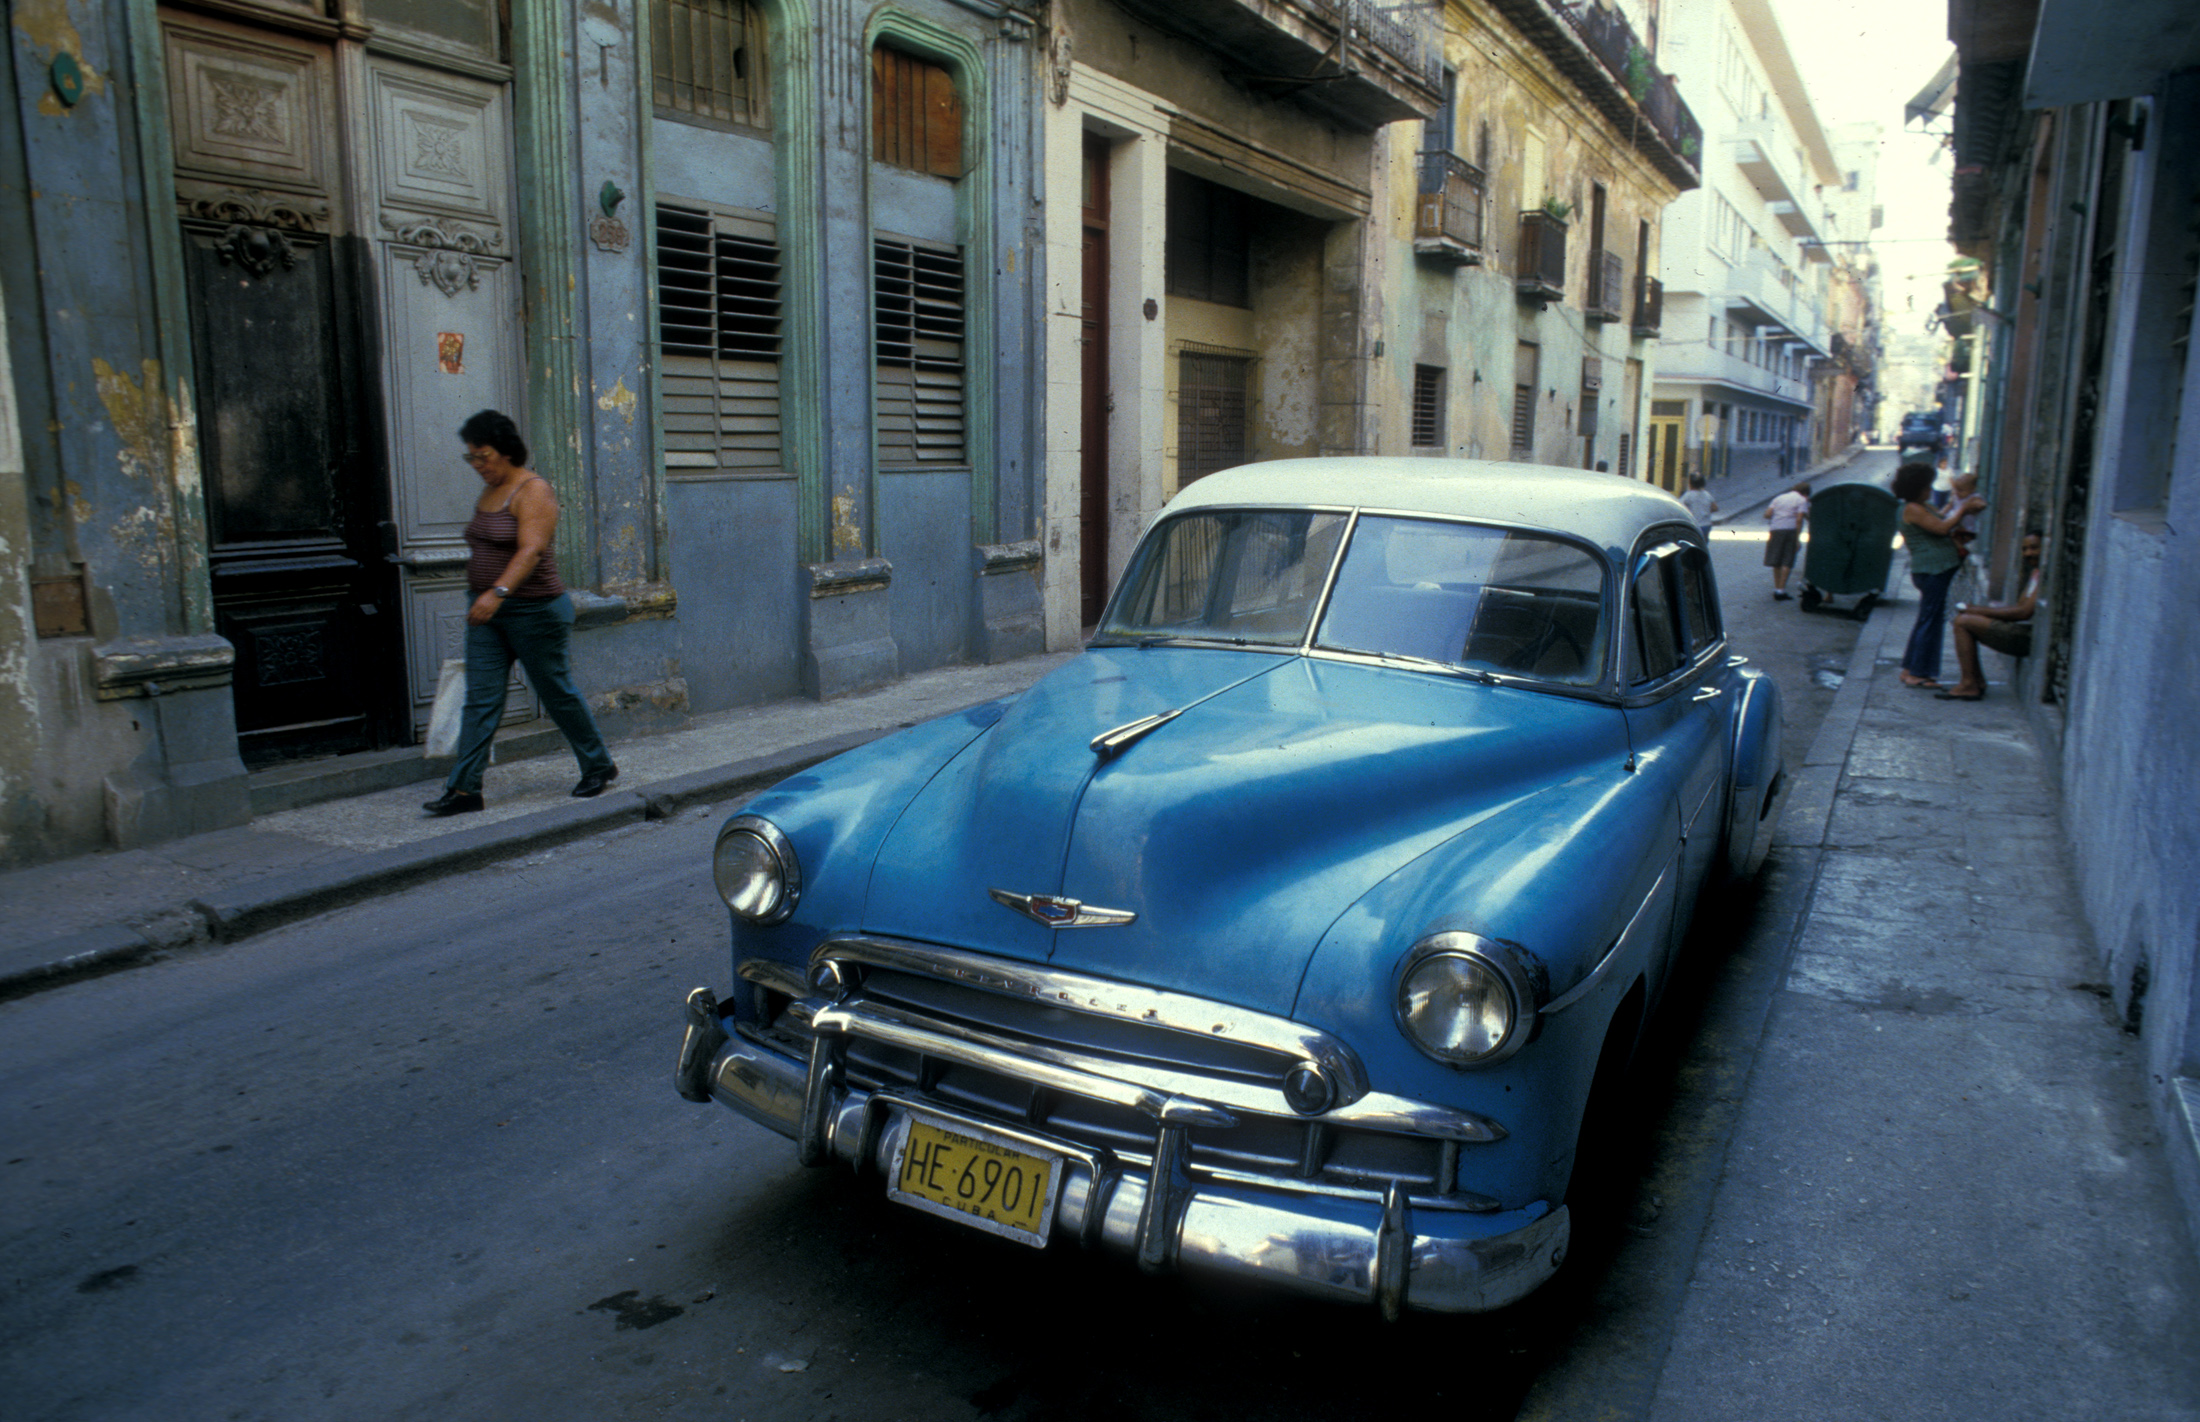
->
[1114,0,1444,129]
[1585,250,1624,322]
[1517,211,1567,304]
[1415,153,1487,265]
[1544,0,1701,171]
[1633,273,1664,337]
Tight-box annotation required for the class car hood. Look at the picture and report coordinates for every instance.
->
[861,648,1631,1017]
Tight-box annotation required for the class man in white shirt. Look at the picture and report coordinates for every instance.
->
[1762,482,1811,600]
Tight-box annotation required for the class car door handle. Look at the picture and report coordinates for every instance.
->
[1691,685,1723,701]
[1726,655,1748,667]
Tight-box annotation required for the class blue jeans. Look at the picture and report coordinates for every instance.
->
[1903,567,1957,681]
[443,592,613,794]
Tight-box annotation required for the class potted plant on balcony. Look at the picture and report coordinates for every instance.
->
[1625,44,1652,102]
[1540,195,1572,224]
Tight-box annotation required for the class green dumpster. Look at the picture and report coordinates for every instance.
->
[1798,482,1898,620]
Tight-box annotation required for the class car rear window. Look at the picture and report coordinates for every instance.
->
[1314,516,1607,684]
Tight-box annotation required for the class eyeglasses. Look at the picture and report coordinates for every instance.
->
[463,450,494,466]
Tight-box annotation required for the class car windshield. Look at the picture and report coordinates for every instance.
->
[1100,509,1608,683]
[1099,509,1348,647]
[1314,516,1608,684]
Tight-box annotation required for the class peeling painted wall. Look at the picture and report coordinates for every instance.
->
[1366,2,1682,474]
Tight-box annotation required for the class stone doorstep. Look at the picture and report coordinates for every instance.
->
[246,720,568,817]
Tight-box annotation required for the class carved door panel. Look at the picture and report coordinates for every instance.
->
[361,59,533,738]
[165,16,400,761]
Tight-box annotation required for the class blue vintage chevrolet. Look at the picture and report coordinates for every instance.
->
[674,458,1785,1316]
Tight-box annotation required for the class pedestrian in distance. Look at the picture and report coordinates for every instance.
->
[1762,481,1811,600]
[1938,531,2043,701]
[422,410,619,817]
[1681,475,1718,536]
[1891,460,1985,691]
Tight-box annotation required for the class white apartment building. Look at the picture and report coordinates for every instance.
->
[1648,0,1843,486]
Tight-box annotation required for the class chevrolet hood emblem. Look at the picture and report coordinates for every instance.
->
[988,888,1136,929]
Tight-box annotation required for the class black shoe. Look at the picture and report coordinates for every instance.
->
[1773,591,1791,601]
[423,789,484,817]
[572,764,619,798]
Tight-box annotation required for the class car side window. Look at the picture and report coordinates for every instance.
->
[1676,543,1721,654]
[1627,554,1684,685]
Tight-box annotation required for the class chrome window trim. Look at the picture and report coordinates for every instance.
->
[1094,503,1625,694]
[1618,532,1729,707]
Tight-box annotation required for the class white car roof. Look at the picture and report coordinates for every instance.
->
[1164,458,1696,560]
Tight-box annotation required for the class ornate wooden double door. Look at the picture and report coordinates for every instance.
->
[164,3,523,762]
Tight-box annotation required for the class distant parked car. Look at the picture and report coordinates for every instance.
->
[1897,413,1947,454]
[674,458,1787,1318]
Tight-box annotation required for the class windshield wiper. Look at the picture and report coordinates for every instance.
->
[1368,651,1498,684]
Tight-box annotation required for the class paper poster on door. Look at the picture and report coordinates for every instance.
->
[437,332,464,375]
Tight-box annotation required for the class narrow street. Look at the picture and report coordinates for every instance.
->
[0,497,1867,1422]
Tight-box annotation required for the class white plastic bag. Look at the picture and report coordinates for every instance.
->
[424,658,467,758]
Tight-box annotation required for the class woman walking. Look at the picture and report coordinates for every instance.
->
[1891,461,1985,691]
[423,410,618,816]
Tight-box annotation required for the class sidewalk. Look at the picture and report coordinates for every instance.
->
[1706,443,1874,530]
[0,651,1077,998]
[1525,566,2200,1417]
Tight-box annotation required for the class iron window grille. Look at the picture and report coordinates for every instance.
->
[1178,352,1250,484]
[1411,365,1446,447]
[651,0,765,128]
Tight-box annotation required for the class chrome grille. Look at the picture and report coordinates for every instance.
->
[766,938,1485,1205]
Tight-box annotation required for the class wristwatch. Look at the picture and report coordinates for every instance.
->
[491,586,511,599]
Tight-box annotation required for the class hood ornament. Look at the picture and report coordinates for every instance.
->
[989,888,1136,929]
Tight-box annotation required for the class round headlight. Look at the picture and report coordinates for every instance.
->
[1395,933,1534,1066]
[713,816,799,924]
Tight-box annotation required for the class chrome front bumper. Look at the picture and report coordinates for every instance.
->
[676,986,1568,1316]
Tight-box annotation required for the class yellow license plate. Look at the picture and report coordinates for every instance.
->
[887,1114,1063,1248]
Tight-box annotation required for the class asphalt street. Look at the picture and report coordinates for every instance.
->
[5,450,2192,1419]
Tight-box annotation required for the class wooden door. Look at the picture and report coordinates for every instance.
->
[1648,415,1684,493]
[1080,138,1111,627]
[165,15,399,762]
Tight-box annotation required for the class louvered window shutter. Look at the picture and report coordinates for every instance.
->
[657,203,783,474]
[875,237,966,466]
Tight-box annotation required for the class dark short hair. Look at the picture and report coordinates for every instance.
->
[1890,463,1935,502]
[459,409,528,466]
[1792,482,1812,497]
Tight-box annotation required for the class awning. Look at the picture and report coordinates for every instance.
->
[2026,0,2200,106]
[1906,54,1958,125]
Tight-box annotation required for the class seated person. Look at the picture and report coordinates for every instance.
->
[1938,532,2042,701]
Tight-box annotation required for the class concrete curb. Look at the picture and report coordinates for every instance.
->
[0,724,896,1000]
[0,922,166,1001]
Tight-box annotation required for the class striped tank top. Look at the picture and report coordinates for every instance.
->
[464,476,565,598]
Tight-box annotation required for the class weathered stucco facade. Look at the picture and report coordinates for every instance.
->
[1368,0,1696,481]
[1036,0,1444,646]
[1946,0,2200,1246]
[2,0,1046,868]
